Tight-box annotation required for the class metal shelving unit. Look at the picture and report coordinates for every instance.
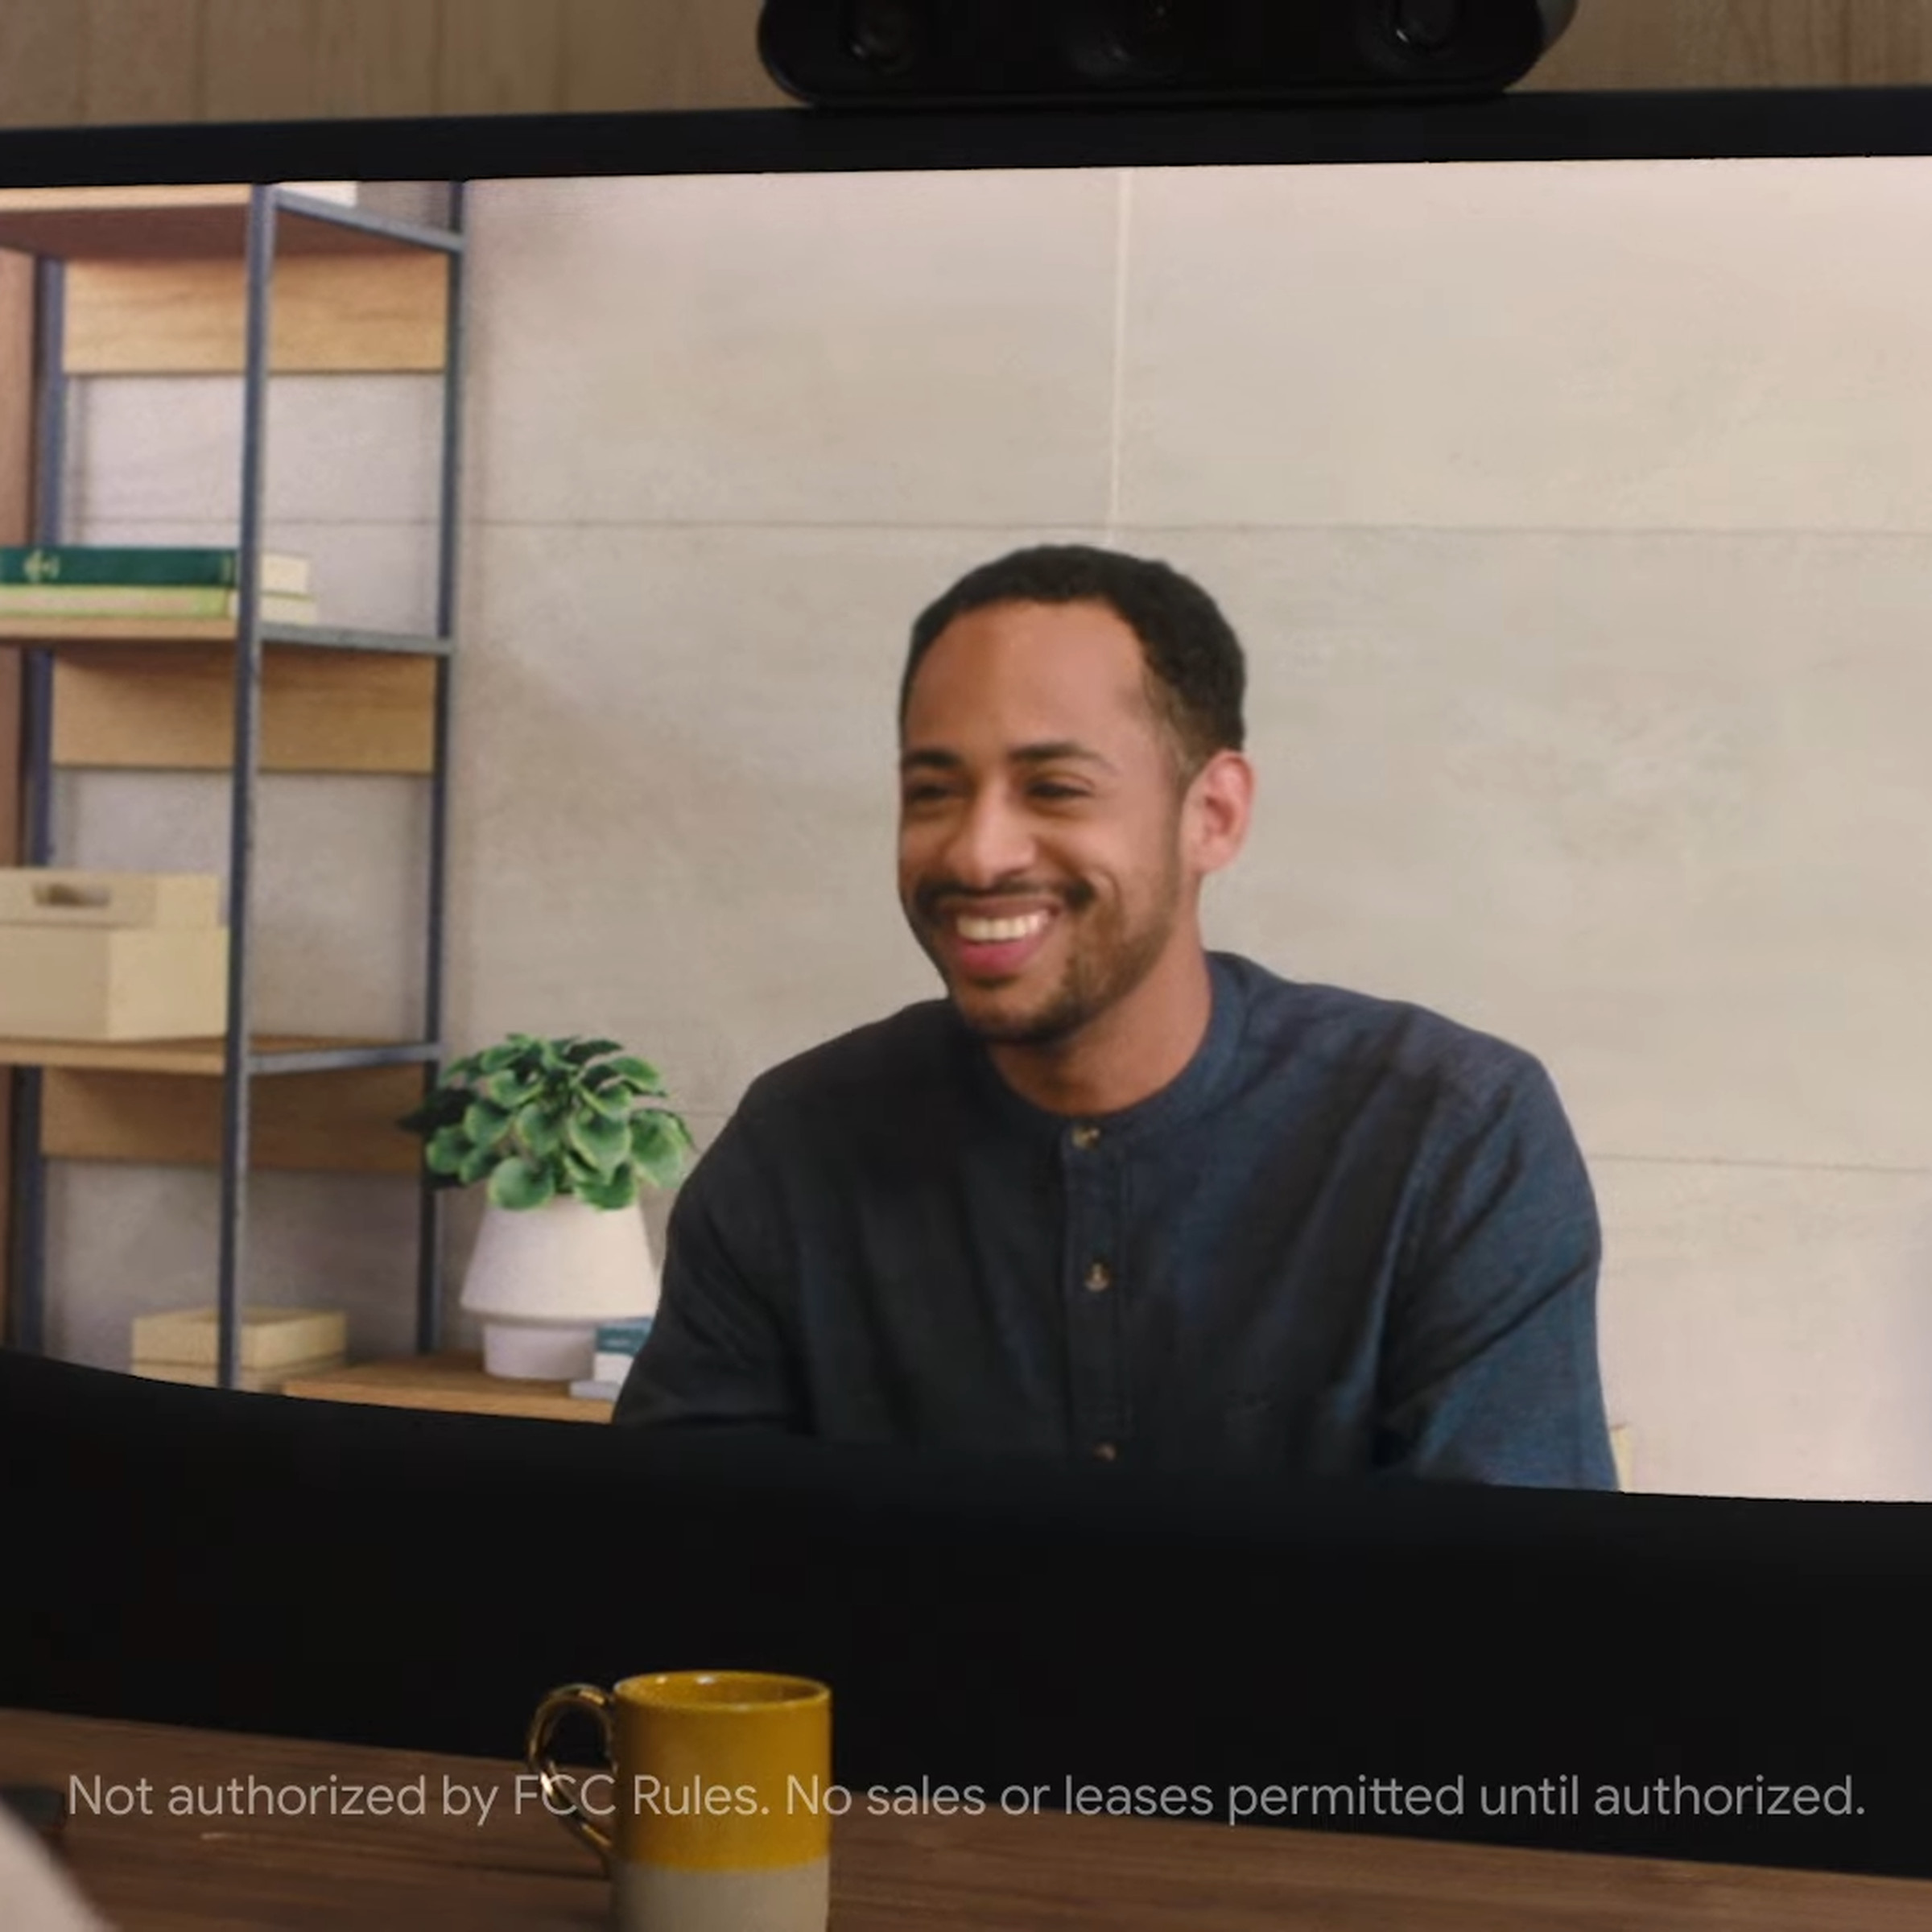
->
[2,181,469,1387]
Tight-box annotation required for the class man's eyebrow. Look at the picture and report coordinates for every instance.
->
[898,741,1118,774]
[898,747,962,774]
[1010,741,1117,772]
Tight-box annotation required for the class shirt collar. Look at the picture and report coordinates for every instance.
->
[952,952,1249,1150]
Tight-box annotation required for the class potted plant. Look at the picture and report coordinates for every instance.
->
[400,1034,697,1381]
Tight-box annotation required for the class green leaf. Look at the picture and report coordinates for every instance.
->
[481,1068,541,1109]
[488,1157,555,1211]
[462,1099,513,1147]
[563,1037,624,1064]
[630,1111,694,1188]
[477,1042,520,1075]
[567,1110,630,1177]
[442,1051,484,1085]
[573,1163,638,1211]
[580,1084,634,1124]
[601,1055,665,1094]
[424,1125,472,1176]
[515,1102,564,1159]
[456,1141,498,1187]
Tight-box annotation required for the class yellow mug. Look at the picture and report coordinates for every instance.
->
[526,1670,832,1932]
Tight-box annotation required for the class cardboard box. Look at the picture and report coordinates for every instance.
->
[132,1305,348,1371]
[0,869,221,928]
[0,926,228,1039]
[0,869,226,1040]
[134,1352,348,1394]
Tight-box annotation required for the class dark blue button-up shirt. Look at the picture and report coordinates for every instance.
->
[614,952,1617,1488]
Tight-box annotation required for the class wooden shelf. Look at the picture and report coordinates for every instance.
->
[66,255,449,377]
[280,1352,615,1424]
[0,617,445,652]
[10,1036,428,1176]
[1,181,460,1336]
[1,617,298,646]
[0,1032,403,1075]
[0,190,452,376]
[0,187,433,262]
[51,642,437,773]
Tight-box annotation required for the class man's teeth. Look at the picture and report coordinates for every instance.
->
[956,911,1050,943]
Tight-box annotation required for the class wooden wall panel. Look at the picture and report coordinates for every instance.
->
[0,255,30,548]
[80,1,204,126]
[313,0,442,120]
[436,0,569,117]
[6,0,1932,128]
[200,0,322,125]
[1526,2,1860,91]
[1843,6,1932,85]
[559,0,778,113]
[0,2,86,129]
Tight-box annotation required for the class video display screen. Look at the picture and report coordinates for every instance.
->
[13,151,1930,1503]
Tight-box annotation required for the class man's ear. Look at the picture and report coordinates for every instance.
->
[1185,749,1254,876]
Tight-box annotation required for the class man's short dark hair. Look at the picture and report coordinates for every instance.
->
[900,544,1247,782]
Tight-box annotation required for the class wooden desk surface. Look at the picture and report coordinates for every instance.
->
[4,1709,1930,1930]
[279,1352,615,1424]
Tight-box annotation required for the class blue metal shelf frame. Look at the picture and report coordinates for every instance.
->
[5,180,468,1384]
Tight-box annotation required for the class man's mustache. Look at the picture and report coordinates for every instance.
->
[914,881,1096,920]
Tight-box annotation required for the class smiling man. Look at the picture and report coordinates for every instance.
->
[614,545,1617,1488]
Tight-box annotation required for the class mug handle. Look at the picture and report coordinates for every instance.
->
[525,1682,617,1867]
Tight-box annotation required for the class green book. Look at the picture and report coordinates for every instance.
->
[0,546,312,596]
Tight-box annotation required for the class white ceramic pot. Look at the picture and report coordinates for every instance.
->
[460,1193,658,1381]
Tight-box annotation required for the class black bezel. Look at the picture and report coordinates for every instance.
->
[0,88,1931,188]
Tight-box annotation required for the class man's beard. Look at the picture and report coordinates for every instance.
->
[908,852,1186,1049]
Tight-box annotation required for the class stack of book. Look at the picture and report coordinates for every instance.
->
[131,1305,348,1393]
[0,544,318,625]
[570,1319,653,1402]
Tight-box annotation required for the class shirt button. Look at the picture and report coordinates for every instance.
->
[1084,1261,1113,1293]
[1071,1125,1101,1150]
[1092,1442,1118,1463]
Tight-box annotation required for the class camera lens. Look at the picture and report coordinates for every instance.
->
[844,0,919,72]
[1393,0,1460,50]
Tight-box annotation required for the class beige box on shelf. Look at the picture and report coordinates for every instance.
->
[131,1304,348,1371]
[0,868,226,1041]
[0,869,222,927]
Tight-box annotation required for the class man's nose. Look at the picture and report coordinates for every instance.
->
[939,791,1036,888]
